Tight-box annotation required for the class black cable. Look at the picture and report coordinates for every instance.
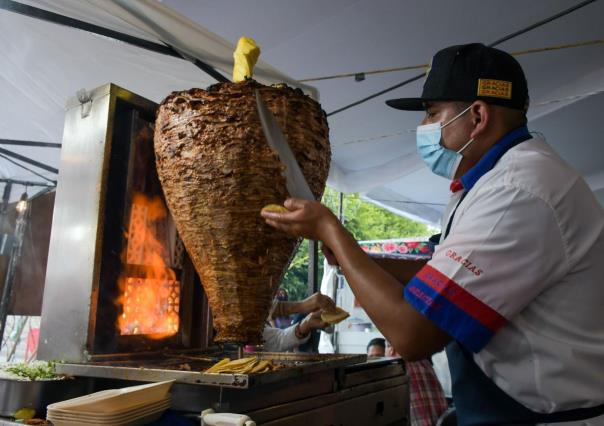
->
[0,153,56,185]
[327,0,599,117]
[486,0,597,47]
[327,74,424,117]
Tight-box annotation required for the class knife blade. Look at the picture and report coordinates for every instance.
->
[255,90,315,201]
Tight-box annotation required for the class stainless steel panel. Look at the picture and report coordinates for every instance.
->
[339,357,406,389]
[248,372,409,426]
[38,84,114,362]
[38,84,158,362]
[259,384,409,426]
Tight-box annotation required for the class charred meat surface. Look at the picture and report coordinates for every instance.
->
[154,80,330,344]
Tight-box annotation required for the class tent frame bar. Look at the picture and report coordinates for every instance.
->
[0,178,55,188]
[0,139,61,149]
[0,0,229,83]
[0,140,60,181]
[0,147,58,174]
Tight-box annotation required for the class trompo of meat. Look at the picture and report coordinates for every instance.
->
[154,80,330,344]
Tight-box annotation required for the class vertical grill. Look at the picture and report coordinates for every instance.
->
[38,84,210,362]
[37,83,409,425]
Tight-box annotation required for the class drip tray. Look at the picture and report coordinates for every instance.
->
[56,351,367,389]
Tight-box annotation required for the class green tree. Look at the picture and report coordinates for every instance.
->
[280,187,431,301]
[280,240,312,301]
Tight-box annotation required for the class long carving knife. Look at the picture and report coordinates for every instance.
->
[255,90,315,201]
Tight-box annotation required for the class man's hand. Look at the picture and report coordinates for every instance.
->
[297,311,329,338]
[301,292,336,314]
[261,198,340,242]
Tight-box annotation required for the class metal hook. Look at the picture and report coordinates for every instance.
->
[76,89,93,118]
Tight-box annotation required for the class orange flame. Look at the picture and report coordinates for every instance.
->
[116,193,180,339]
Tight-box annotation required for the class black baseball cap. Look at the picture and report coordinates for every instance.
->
[386,43,529,111]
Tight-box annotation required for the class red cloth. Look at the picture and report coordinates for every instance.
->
[407,359,448,426]
[450,179,464,193]
[25,327,39,361]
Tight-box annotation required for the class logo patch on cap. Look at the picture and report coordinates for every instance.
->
[477,79,512,100]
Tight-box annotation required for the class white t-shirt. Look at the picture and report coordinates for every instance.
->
[405,137,604,416]
[262,324,309,352]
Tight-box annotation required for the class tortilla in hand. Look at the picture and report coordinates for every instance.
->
[321,307,349,325]
[261,204,289,214]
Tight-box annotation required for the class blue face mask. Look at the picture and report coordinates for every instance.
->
[416,105,475,180]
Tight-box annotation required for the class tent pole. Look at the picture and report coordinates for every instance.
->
[0,193,28,349]
[0,182,12,232]
[330,191,344,351]
[308,241,319,295]
[307,239,320,351]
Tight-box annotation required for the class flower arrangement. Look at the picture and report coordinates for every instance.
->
[359,240,433,257]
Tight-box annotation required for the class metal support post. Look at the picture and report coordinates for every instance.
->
[0,193,29,348]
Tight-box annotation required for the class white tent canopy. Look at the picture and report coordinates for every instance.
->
[0,0,315,196]
[164,0,604,225]
[2,0,604,226]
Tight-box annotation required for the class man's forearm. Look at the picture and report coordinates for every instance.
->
[371,257,427,284]
[322,219,446,359]
[272,301,304,318]
[324,222,406,330]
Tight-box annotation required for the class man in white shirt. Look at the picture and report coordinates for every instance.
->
[261,43,604,424]
[262,292,334,352]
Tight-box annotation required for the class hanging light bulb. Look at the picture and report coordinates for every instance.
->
[15,192,28,214]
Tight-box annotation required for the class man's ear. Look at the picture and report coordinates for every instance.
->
[470,101,489,139]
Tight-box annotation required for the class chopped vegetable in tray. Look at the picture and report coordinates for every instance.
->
[0,361,60,381]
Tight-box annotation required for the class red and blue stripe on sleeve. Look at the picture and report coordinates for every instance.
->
[404,264,507,352]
